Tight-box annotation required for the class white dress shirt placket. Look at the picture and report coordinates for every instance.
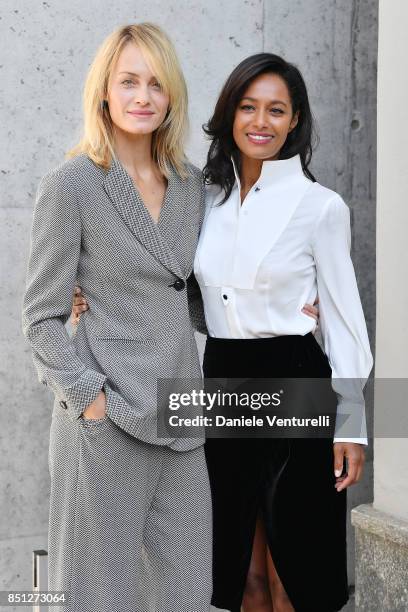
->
[222,168,264,338]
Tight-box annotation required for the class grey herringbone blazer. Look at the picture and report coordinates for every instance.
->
[22,154,207,451]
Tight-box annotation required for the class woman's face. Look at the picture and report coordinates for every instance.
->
[232,72,299,162]
[107,42,170,136]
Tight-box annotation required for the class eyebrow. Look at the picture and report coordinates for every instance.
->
[118,71,158,79]
[241,96,288,106]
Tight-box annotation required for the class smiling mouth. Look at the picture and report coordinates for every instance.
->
[247,133,274,143]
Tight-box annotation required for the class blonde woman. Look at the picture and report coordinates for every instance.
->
[22,24,212,612]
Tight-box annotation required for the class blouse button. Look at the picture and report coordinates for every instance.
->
[222,294,228,301]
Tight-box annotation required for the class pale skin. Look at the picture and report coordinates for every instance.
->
[80,41,170,420]
[74,69,364,611]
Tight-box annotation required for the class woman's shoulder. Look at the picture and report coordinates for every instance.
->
[183,162,203,183]
[307,182,350,234]
[37,154,105,206]
[203,182,224,207]
[43,153,105,181]
[39,154,104,190]
[308,181,349,217]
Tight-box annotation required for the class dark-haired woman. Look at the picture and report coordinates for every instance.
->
[195,54,372,612]
[72,50,372,611]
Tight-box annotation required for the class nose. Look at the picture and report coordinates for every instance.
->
[134,83,150,106]
[252,108,269,129]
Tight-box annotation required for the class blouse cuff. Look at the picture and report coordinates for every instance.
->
[334,400,367,442]
[333,437,368,446]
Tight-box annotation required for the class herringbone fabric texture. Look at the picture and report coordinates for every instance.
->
[48,403,212,612]
[22,154,213,611]
[22,154,206,450]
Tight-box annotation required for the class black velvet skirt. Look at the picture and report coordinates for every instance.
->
[203,333,349,612]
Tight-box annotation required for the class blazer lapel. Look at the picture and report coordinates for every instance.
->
[103,158,183,278]
[157,170,191,248]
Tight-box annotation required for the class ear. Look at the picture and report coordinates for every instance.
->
[288,111,299,133]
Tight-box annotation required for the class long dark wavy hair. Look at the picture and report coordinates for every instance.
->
[202,53,318,203]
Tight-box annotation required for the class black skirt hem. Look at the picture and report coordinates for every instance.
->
[210,594,349,612]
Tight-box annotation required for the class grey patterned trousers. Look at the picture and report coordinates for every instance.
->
[48,401,213,612]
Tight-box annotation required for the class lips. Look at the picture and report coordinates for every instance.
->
[127,111,154,116]
[247,132,274,144]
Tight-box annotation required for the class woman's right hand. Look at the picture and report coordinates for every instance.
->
[71,285,89,325]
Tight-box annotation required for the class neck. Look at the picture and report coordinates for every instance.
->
[239,155,264,190]
[113,127,157,178]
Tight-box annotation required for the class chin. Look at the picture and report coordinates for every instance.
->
[242,147,277,160]
[124,124,156,136]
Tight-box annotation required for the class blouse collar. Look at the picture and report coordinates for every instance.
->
[231,154,304,190]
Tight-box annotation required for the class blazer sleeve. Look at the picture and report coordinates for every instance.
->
[312,194,373,444]
[186,166,208,335]
[22,165,106,419]
[187,272,207,335]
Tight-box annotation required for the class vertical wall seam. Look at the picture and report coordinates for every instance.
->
[349,0,360,215]
[262,0,265,51]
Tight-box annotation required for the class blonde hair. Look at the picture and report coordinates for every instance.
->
[68,23,189,178]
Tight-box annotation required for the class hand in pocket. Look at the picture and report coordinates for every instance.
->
[82,390,106,420]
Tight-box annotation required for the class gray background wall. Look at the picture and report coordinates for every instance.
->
[0,0,377,601]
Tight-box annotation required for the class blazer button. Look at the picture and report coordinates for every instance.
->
[59,400,68,410]
[172,278,186,291]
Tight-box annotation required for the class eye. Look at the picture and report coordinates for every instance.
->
[151,81,162,90]
[121,79,134,87]
[270,108,284,114]
[240,104,255,111]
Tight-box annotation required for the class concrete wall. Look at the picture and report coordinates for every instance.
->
[374,0,408,522]
[0,0,377,598]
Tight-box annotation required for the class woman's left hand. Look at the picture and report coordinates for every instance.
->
[333,442,365,492]
[302,296,319,324]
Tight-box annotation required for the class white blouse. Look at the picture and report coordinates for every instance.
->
[194,154,373,444]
